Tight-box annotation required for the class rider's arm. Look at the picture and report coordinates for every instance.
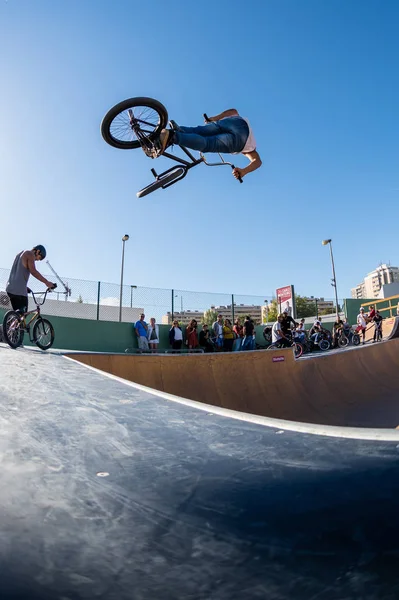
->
[207,109,239,122]
[24,251,53,288]
[240,150,262,177]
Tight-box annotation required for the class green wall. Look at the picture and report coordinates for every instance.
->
[0,308,276,352]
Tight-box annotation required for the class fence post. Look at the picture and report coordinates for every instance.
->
[96,281,101,320]
[171,289,174,323]
[231,294,235,323]
[315,298,318,319]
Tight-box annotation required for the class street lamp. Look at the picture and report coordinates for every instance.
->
[130,285,137,308]
[119,234,129,322]
[264,299,269,323]
[322,239,339,319]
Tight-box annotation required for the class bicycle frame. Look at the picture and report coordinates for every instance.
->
[146,146,237,188]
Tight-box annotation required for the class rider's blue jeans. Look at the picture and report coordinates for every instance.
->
[173,117,249,154]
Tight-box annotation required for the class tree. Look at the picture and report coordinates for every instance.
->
[295,295,317,319]
[202,308,218,326]
[264,299,278,323]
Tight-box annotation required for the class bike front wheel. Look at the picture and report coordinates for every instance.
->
[2,310,24,348]
[352,333,361,346]
[338,334,349,348]
[33,318,55,350]
[319,339,330,351]
[101,97,168,150]
[293,342,304,358]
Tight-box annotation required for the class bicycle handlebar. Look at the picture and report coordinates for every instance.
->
[203,113,243,183]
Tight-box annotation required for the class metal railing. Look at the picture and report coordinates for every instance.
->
[0,267,340,325]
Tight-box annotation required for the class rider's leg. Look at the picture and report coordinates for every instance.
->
[173,117,249,153]
[173,130,237,153]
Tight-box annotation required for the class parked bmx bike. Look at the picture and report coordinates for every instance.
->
[101,97,243,198]
[2,286,57,350]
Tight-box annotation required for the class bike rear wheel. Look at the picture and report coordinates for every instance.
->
[352,333,361,346]
[101,97,168,150]
[338,334,349,348]
[33,318,55,350]
[2,310,24,348]
[137,168,185,198]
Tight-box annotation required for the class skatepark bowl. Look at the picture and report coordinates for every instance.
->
[1,318,399,599]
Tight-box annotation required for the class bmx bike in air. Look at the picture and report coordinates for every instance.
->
[2,286,57,350]
[101,97,243,198]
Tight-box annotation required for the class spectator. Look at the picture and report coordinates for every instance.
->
[241,315,255,351]
[169,319,183,352]
[368,305,376,321]
[186,319,199,351]
[295,318,306,344]
[372,310,383,343]
[223,318,234,352]
[356,307,367,345]
[147,317,160,353]
[272,314,290,347]
[199,323,214,352]
[135,313,149,353]
[233,318,243,351]
[309,319,323,345]
[281,309,298,336]
[332,316,344,348]
[309,317,321,339]
[212,313,224,351]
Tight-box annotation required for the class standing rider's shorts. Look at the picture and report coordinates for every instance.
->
[7,293,28,313]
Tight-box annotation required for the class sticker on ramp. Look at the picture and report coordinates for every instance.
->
[272,356,285,362]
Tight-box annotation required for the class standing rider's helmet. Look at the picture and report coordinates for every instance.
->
[33,245,46,259]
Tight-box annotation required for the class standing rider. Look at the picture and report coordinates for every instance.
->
[6,245,55,314]
[155,109,262,181]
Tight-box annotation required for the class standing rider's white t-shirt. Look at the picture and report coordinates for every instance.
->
[272,321,283,343]
[357,314,366,328]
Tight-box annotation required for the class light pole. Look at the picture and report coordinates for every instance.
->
[130,285,137,308]
[119,234,129,322]
[322,239,339,319]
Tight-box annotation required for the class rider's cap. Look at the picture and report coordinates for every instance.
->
[360,307,365,311]
[33,244,46,259]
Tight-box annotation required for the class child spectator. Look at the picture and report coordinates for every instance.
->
[147,317,159,353]
[373,310,383,343]
[199,323,214,352]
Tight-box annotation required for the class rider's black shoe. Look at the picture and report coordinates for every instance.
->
[169,120,180,131]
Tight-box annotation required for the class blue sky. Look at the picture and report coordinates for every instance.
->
[1,0,398,302]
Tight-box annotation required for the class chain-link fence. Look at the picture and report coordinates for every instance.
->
[0,267,342,324]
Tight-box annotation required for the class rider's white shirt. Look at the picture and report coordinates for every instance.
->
[357,314,366,327]
[272,321,283,343]
[241,118,256,153]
